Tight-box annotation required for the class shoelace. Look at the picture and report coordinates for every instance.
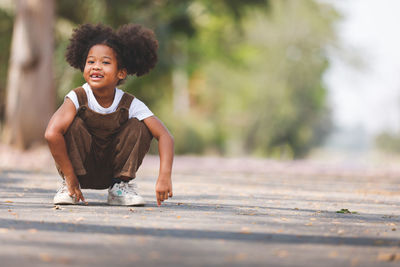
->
[57,181,68,194]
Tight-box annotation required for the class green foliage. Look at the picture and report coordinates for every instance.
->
[1,0,339,157]
[0,7,13,120]
[182,0,338,157]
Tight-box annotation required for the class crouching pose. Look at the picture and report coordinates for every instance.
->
[45,23,174,206]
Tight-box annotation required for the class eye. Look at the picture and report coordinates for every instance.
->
[87,60,94,64]
[103,61,110,64]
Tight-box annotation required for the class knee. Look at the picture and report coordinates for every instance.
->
[116,119,153,146]
[136,119,153,141]
[126,119,152,137]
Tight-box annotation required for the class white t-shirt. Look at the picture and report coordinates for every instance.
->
[65,83,154,121]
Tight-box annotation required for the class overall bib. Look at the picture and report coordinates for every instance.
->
[58,87,153,189]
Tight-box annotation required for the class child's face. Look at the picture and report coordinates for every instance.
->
[83,44,126,91]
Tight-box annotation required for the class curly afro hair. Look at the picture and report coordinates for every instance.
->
[65,23,158,77]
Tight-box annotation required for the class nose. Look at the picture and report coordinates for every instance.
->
[92,61,101,70]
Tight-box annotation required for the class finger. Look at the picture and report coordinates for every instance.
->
[74,190,83,203]
[79,194,87,204]
[169,191,173,198]
[164,193,169,200]
[69,187,77,197]
[156,194,161,206]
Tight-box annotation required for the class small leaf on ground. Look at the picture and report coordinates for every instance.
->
[336,209,358,214]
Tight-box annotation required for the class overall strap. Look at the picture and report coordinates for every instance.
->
[73,87,88,106]
[117,92,135,110]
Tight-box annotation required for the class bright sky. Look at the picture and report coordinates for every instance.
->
[324,0,400,136]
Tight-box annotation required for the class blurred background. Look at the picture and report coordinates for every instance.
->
[0,0,399,161]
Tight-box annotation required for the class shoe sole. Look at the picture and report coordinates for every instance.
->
[53,202,78,205]
[107,196,145,206]
[53,196,78,205]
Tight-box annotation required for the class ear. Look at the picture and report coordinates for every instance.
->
[118,68,127,80]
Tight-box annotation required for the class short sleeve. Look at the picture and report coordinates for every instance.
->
[129,98,154,120]
[65,91,79,110]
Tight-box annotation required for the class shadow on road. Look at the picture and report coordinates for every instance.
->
[1,218,399,247]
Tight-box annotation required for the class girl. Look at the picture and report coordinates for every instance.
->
[45,23,174,207]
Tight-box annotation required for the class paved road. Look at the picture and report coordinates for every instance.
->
[0,150,400,266]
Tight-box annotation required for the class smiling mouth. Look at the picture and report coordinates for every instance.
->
[90,74,104,78]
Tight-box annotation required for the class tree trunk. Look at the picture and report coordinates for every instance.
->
[3,0,55,149]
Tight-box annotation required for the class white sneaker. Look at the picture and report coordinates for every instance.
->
[107,180,145,206]
[53,180,78,205]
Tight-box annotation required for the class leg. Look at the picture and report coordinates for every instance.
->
[58,116,112,189]
[57,116,92,178]
[112,118,153,180]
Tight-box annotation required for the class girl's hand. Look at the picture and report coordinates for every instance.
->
[143,116,174,207]
[66,176,87,204]
[155,176,173,206]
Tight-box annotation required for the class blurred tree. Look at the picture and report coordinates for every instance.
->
[1,0,338,157]
[2,0,55,149]
[0,4,13,122]
[187,0,338,157]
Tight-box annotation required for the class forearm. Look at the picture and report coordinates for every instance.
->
[46,133,77,181]
[157,134,174,180]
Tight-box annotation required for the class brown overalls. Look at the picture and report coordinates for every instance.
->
[58,87,153,189]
